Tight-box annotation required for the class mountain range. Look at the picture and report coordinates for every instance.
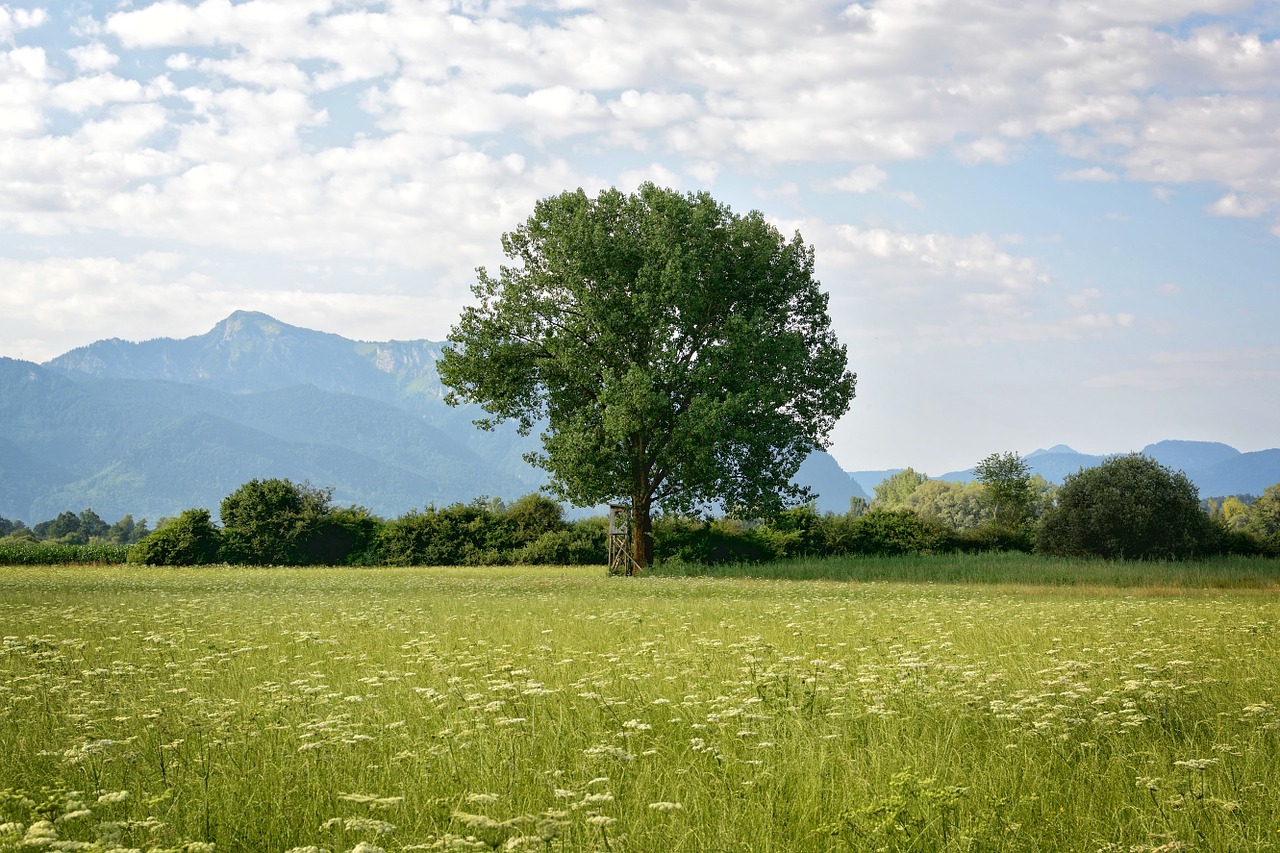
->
[1,311,1276,524]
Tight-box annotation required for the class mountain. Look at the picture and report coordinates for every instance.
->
[1,312,854,523]
[5,312,1277,526]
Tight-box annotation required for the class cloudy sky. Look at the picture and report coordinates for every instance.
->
[2,0,1278,474]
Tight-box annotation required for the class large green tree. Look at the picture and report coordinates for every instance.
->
[1035,454,1214,560]
[438,184,856,570]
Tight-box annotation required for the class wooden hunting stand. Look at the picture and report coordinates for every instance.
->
[607,503,643,576]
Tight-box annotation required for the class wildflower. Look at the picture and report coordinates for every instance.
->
[347,843,386,853]
[586,815,616,828]
[22,821,58,846]
[1173,758,1219,771]
[97,791,130,805]
[647,802,683,812]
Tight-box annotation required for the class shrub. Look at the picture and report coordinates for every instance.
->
[1035,454,1216,560]
[220,479,334,565]
[851,510,955,556]
[129,509,222,566]
[377,500,516,566]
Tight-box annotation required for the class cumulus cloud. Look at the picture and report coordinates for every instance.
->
[829,165,888,194]
[0,0,1275,376]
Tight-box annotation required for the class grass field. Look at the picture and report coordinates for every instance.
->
[2,559,1280,852]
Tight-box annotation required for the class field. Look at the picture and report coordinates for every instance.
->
[2,560,1280,852]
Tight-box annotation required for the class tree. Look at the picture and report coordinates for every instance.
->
[973,452,1033,526]
[872,468,928,508]
[902,479,988,531]
[78,509,110,541]
[33,511,83,542]
[1035,454,1215,560]
[220,478,336,565]
[438,184,856,570]
[129,509,222,566]
[1245,484,1280,546]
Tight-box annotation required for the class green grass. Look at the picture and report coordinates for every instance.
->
[2,562,1279,852]
[651,551,1280,590]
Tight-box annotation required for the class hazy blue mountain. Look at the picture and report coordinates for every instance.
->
[2,313,855,523]
[793,452,869,513]
[6,313,1276,525]
[1191,449,1280,498]
[849,441,1279,501]
[1140,440,1241,473]
[47,310,450,407]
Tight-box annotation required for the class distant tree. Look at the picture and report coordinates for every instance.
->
[1245,484,1280,543]
[438,183,856,570]
[902,479,988,531]
[973,452,1033,527]
[79,509,110,541]
[220,478,336,565]
[33,511,83,542]
[848,496,869,517]
[106,514,149,545]
[130,509,222,566]
[872,468,928,508]
[1217,496,1252,531]
[1036,454,1215,560]
[0,516,17,537]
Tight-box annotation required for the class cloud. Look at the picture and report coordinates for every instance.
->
[1083,346,1280,392]
[1208,192,1271,218]
[1061,166,1119,182]
[829,164,888,194]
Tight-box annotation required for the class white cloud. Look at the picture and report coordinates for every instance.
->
[67,42,118,72]
[1208,193,1271,218]
[1061,166,1119,182]
[829,164,888,194]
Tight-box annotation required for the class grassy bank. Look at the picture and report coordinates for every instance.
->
[2,563,1279,851]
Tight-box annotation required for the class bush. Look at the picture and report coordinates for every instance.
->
[1035,454,1216,560]
[850,509,955,556]
[653,516,776,565]
[956,521,1034,554]
[515,521,608,565]
[220,479,335,565]
[377,500,517,566]
[129,509,223,566]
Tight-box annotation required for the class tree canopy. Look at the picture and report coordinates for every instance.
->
[438,184,856,569]
[973,451,1034,527]
[1036,454,1214,560]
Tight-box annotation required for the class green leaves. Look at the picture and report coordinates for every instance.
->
[438,184,856,566]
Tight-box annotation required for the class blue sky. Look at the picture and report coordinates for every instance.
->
[1,0,1278,473]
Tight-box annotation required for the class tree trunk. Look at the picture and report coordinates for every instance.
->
[630,499,653,574]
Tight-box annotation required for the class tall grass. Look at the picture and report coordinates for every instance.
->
[651,551,1280,590]
[1,564,1278,851]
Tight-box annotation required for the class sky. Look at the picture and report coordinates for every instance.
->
[1,0,1278,475]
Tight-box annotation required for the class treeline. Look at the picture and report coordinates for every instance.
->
[4,455,1279,568]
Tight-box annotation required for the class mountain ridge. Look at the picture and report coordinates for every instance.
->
[3,312,1277,524]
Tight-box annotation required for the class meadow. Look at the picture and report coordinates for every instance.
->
[2,559,1279,852]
